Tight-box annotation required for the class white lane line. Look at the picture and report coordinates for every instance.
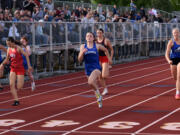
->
[0,58,165,95]
[0,63,168,105]
[132,108,180,135]
[0,68,169,117]
[0,76,172,134]
[62,88,175,135]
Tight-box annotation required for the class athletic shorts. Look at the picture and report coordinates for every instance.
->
[10,68,25,75]
[171,58,180,65]
[99,56,108,63]
[85,68,101,76]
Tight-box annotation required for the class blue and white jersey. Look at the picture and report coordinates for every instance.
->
[22,47,28,70]
[170,41,180,59]
[84,43,101,76]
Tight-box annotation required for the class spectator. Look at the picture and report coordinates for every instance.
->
[151,8,157,17]
[99,12,106,22]
[169,16,178,23]
[81,12,95,28]
[20,9,26,17]
[35,19,48,45]
[153,13,163,38]
[81,12,95,41]
[8,14,13,21]
[130,0,136,17]
[97,3,102,16]
[112,5,117,15]
[13,10,20,22]
[135,12,141,21]
[8,23,20,39]
[23,0,36,14]
[44,0,54,12]
[112,14,119,22]
[140,7,146,18]
[43,7,49,17]
[154,13,163,23]
[75,6,80,18]
[32,6,43,21]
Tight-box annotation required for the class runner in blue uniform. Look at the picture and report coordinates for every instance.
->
[165,28,180,100]
[78,32,112,108]
[20,37,35,91]
[0,45,7,90]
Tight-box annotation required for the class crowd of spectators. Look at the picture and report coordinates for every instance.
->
[0,0,178,45]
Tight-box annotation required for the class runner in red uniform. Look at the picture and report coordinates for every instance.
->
[0,37,32,106]
[96,28,114,95]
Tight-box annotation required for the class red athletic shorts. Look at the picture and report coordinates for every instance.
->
[99,56,108,63]
[11,68,25,75]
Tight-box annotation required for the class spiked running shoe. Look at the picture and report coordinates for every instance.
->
[102,88,108,96]
[97,95,103,108]
[31,82,36,91]
[175,94,180,100]
[12,100,20,106]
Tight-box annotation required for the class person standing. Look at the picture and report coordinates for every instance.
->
[130,0,136,19]
[165,28,180,100]
[96,28,114,95]
[0,37,32,106]
[78,32,112,108]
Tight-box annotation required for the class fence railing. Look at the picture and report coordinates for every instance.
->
[0,21,178,78]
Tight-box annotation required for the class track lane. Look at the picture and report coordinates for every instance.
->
[0,69,173,134]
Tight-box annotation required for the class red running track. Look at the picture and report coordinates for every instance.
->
[0,56,180,135]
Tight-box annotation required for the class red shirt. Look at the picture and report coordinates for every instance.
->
[9,48,24,70]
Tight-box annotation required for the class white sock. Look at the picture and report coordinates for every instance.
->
[176,90,180,95]
[95,89,100,98]
[104,88,108,91]
[96,89,100,95]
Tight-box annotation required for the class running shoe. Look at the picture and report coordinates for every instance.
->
[175,94,180,100]
[12,100,20,106]
[31,82,35,91]
[102,88,108,96]
[97,95,103,108]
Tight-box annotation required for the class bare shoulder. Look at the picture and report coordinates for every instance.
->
[105,38,110,43]
[16,45,23,52]
[168,39,174,47]
[104,38,112,46]
[16,45,22,50]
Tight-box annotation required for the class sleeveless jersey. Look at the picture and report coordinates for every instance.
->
[9,48,24,70]
[0,51,2,63]
[84,43,101,76]
[22,47,28,70]
[170,41,180,59]
[97,38,108,56]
